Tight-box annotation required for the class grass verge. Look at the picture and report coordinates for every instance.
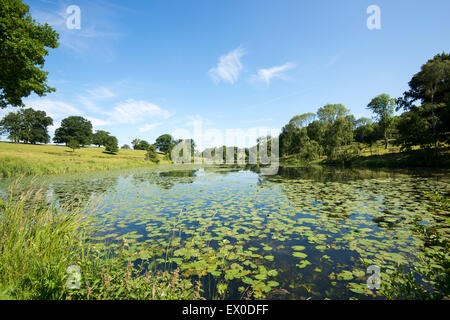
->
[0,181,199,300]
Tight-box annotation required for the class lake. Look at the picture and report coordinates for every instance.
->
[1,165,449,299]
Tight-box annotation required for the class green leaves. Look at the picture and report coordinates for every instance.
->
[0,0,59,108]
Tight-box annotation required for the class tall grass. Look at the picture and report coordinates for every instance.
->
[0,182,88,299]
[0,182,199,300]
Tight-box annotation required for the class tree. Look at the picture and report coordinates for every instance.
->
[104,136,119,154]
[92,130,110,147]
[155,134,175,153]
[0,0,59,108]
[19,108,53,144]
[354,119,380,155]
[67,140,80,152]
[0,108,53,143]
[0,112,22,142]
[395,108,434,151]
[323,116,354,160]
[367,94,396,149]
[132,139,151,150]
[289,113,315,128]
[306,120,326,153]
[317,104,349,124]
[53,116,93,146]
[145,144,159,163]
[398,53,450,153]
[121,144,131,150]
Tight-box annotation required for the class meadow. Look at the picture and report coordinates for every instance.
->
[0,142,169,178]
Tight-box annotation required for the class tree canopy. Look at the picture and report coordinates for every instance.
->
[92,130,111,147]
[0,0,59,108]
[104,136,119,154]
[155,134,176,154]
[0,107,53,143]
[132,139,151,150]
[53,116,93,146]
[367,94,396,149]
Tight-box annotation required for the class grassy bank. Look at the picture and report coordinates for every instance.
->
[280,140,450,169]
[0,142,170,178]
[343,148,450,169]
[0,183,199,300]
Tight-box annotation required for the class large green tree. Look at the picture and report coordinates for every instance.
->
[323,116,354,160]
[155,134,176,154]
[0,107,53,143]
[92,130,111,147]
[0,111,22,142]
[279,114,321,163]
[367,94,396,149]
[53,116,93,146]
[131,138,151,150]
[0,0,59,108]
[317,104,349,124]
[104,135,119,154]
[398,53,450,152]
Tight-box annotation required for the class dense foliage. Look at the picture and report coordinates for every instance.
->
[0,107,53,143]
[0,0,59,108]
[53,116,93,147]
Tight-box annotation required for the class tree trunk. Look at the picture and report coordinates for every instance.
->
[384,129,388,150]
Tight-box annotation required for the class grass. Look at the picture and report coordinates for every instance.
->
[284,140,450,169]
[0,142,170,178]
[0,182,200,300]
[344,141,450,168]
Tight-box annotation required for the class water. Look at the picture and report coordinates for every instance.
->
[1,165,449,299]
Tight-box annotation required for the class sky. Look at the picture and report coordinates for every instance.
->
[2,0,450,149]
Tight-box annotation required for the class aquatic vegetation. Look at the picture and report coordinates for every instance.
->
[380,192,450,299]
[0,182,199,300]
[1,165,449,299]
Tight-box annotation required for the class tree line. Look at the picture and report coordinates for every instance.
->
[277,53,450,164]
[0,111,190,162]
[0,113,120,153]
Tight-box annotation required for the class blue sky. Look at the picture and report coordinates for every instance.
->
[3,0,450,149]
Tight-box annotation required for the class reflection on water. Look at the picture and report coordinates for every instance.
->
[0,165,449,300]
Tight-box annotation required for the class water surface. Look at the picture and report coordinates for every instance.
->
[1,165,449,299]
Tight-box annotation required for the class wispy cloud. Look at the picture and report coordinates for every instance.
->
[25,98,82,120]
[209,47,246,84]
[139,122,162,133]
[325,51,344,68]
[86,86,117,99]
[32,0,121,60]
[251,62,296,86]
[110,99,173,124]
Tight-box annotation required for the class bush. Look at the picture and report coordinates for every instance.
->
[145,145,159,163]
[104,136,119,154]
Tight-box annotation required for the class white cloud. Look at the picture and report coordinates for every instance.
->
[139,122,162,133]
[86,87,117,100]
[110,99,173,124]
[209,47,246,84]
[87,117,112,127]
[252,62,296,86]
[32,3,120,61]
[24,98,82,120]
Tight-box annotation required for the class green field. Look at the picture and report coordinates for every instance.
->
[0,142,170,178]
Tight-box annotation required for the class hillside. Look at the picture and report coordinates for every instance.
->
[0,142,169,178]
